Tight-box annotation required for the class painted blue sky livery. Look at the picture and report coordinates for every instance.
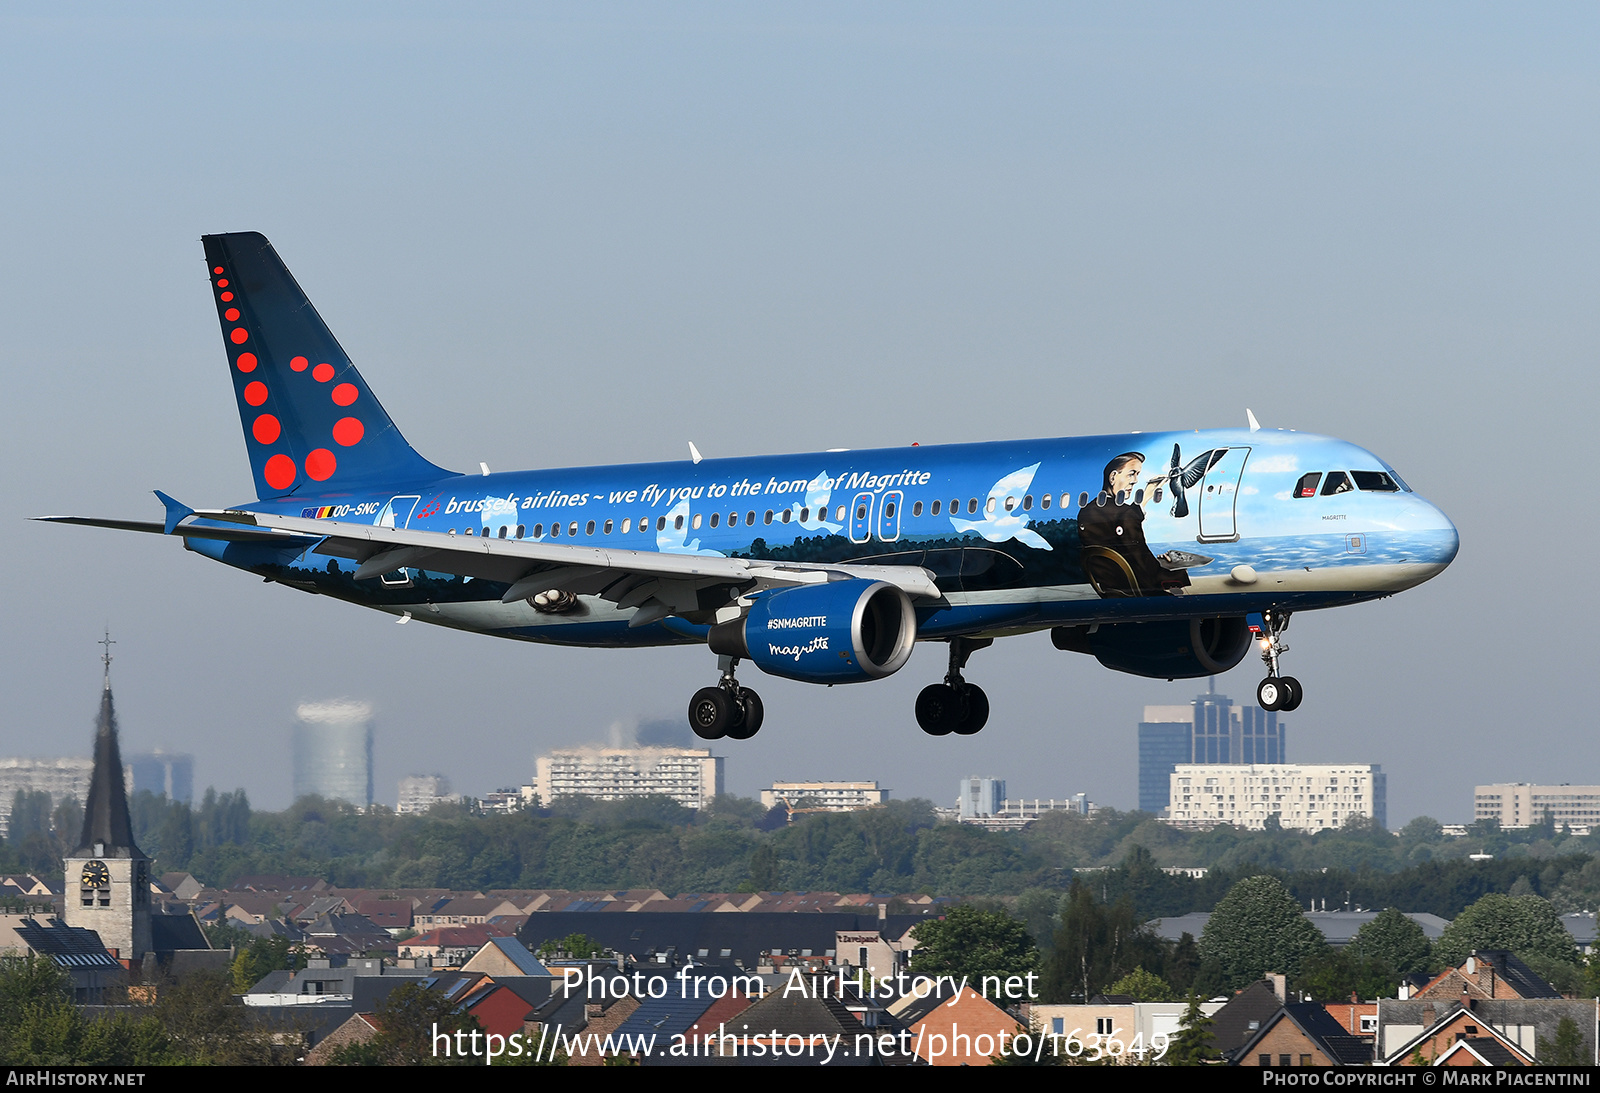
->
[41,233,1460,740]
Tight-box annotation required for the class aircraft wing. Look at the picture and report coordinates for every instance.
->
[192,508,943,627]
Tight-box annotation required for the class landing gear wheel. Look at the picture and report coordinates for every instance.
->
[689,687,738,740]
[726,689,764,740]
[1257,677,1286,712]
[916,684,958,736]
[1277,676,1303,712]
[953,684,989,735]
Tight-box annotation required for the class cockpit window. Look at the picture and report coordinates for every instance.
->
[1352,470,1400,492]
[1294,472,1322,498]
[1320,471,1353,496]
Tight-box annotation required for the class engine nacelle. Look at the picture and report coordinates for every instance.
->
[709,579,917,684]
[1051,616,1252,679]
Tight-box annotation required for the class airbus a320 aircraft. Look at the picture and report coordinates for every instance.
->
[41,233,1459,740]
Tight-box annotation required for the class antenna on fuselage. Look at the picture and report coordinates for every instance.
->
[1246,409,1261,432]
[689,442,703,465]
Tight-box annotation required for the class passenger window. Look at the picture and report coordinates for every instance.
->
[781,509,791,523]
[1294,472,1322,498]
[465,527,474,536]
[931,500,941,515]
[674,515,684,530]
[1133,488,1144,505]
[1022,494,1032,510]
[987,497,997,513]
[622,519,631,534]
[1079,492,1089,508]
[549,524,559,538]
[764,511,773,525]
[747,511,756,525]
[585,520,595,535]
[1352,470,1400,492]
[533,524,543,538]
[855,504,867,520]
[498,526,507,538]
[516,525,525,539]
[950,499,959,513]
[884,502,896,518]
[968,498,978,514]
[569,522,578,536]
[1041,493,1051,509]
[912,501,923,517]
[656,516,666,532]
[728,512,738,526]
[604,519,613,534]
[799,507,809,522]
[709,512,719,528]
[692,513,702,529]
[1321,471,1353,496]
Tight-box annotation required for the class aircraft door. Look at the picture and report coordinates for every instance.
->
[877,491,904,542]
[849,493,874,544]
[1197,448,1250,543]
[376,495,421,585]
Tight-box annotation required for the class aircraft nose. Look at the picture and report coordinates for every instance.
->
[1404,494,1460,574]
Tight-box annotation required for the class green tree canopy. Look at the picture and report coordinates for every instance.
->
[1040,880,1170,1002]
[909,904,1038,983]
[1434,893,1577,967]
[1198,875,1328,989]
[1348,907,1434,976]
[1106,967,1173,1002]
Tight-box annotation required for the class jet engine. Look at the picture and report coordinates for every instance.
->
[1051,616,1252,679]
[708,579,917,684]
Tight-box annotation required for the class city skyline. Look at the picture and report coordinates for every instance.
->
[4,6,1597,823]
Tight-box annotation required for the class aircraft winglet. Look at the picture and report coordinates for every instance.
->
[153,491,195,535]
[1246,408,1261,433]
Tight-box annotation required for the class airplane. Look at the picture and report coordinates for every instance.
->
[38,233,1460,741]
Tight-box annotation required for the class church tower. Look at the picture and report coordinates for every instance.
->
[62,635,153,960]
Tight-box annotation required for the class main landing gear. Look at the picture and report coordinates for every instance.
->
[1255,608,1303,712]
[915,637,993,736]
[689,656,765,741]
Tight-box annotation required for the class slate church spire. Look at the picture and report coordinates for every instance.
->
[64,631,152,959]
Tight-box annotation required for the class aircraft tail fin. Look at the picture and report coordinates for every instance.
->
[201,233,454,499]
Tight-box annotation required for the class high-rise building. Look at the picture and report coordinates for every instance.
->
[127,751,194,804]
[1473,784,1600,830]
[0,758,94,838]
[397,774,456,814]
[1166,763,1386,832]
[959,777,1006,819]
[293,701,374,808]
[761,781,889,812]
[533,746,723,810]
[1138,680,1285,813]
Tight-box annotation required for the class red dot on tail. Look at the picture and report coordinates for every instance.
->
[213,266,224,275]
[264,454,296,490]
[224,308,240,321]
[236,352,258,373]
[332,417,364,446]
[217,279,229,288]
[290,356,309,372]
[252,414,281,444]
[243,381,268,406]
[305,448,336,480]
[230,328,248,344]
[220,291,234,302]
[313,363,335,382]
[331,382,358,406]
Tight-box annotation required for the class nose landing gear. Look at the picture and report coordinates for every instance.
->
[915,637,993,736]
[1255,609,1303,712]
[689,656,765,740]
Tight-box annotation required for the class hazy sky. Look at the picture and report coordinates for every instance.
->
[3,4,1596,825]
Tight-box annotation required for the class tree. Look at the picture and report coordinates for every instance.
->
[1348,907,1433,977]
[909,904,1039,983]
[537,933,604,960]
[1041,880,1168,1002]
[1106,967,1173,1002]
[1198,875,1328,990]
[1434,893,1577,967]
[1164,997,1219,1065]
[1537,1017,1586,1066]
[363,981,482,1065]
